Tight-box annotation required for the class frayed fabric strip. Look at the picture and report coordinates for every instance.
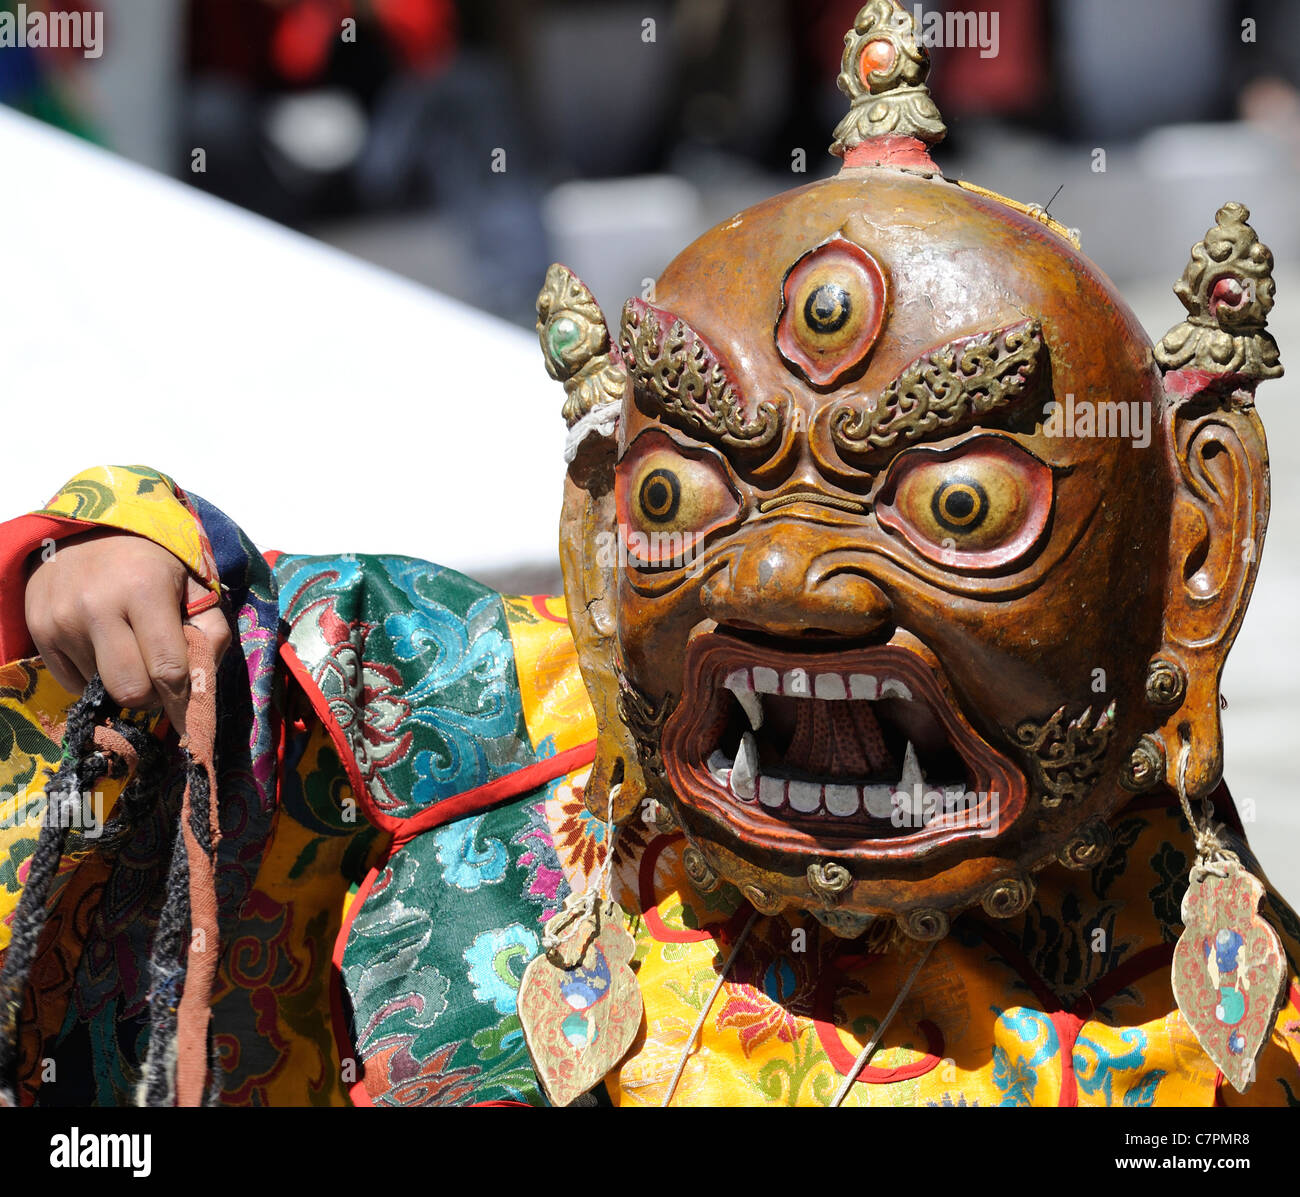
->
[564,405,620,464]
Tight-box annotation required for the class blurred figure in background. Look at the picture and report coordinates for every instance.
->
[3,0,1299,316]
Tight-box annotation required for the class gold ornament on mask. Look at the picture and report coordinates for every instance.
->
[831,0,947,156]
[831,320,1044,456]
[1154,203,1283,384]
[536,263,627,426]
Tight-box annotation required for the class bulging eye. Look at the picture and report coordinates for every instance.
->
[776,237,887,389]
[638,469,681,522]
[876,436,1053,571]
[616,431,742,567]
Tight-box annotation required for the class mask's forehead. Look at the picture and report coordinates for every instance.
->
[649,171,1154,409]
[621,171,1164,487]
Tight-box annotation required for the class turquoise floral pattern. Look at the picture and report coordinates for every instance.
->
[465,924,539,1016]
[434,815,509,892]
[990,1007,1060,1106]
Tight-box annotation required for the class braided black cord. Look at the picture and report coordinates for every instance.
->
[141,815,189,1107]
[0,678,120,1103]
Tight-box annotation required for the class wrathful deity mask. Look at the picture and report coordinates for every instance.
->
[536,0,1283,942]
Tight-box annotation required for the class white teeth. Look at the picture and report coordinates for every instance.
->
[849,674,878,700]
[863,784,895,818]
[731,733,758,801]
[758,776,786,808]
[729,685,764,730]
[724,668,751,693]
[900,740,924,791]
[825,784,860,817]
[784,668,810,697]
[788,781,822,813]
[813,673,847,701]
[711,662,940,823]
[880,678,914,701]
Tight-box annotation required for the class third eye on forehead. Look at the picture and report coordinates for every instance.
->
[805,284,852,335]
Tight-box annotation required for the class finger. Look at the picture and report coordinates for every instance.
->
[86,616,158,715]
[126,595,194,735]
[187,606,232,671]
[49,621,99,694]
[40,644,89,699]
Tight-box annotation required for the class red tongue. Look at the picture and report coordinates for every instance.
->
[786,700,896,778]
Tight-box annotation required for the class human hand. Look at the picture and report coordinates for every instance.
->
[24,530,232,734]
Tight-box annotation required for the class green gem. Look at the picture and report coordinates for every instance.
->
[547,316,582,362]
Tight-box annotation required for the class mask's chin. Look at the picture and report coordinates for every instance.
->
[653,630,1032,926]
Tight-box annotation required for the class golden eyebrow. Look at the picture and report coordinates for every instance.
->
[830,319,1045,455]
[620,299,785,453]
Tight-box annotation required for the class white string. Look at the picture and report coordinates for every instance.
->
[563,405,619,463]
[1176,741,1231,882]
[830,940,936,1108]
[542,782,621,956]
[660,910,759,1108]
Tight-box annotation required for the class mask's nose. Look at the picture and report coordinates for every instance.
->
[699,521,893,640]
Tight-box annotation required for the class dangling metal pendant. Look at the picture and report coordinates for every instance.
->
[1172,859,1286,1093]
[519,894,643,1106]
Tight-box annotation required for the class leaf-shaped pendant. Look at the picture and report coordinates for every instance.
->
[1172,860,1286,1093]
[519,897,643,1106]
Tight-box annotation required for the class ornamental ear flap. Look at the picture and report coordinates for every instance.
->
[559,469,647,824]
[537,264,643,823]
[1154,205,1279,800]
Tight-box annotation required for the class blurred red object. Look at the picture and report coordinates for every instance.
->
[273,0,457,82]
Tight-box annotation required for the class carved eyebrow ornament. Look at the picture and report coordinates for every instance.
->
[620,298,785,452]
[831,319,1045,456]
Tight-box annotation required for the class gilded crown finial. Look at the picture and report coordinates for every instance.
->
[1154,202,1283,384]
[536,263,627,428]
[830,0,947,158]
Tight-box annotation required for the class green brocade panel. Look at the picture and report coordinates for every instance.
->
[273,554,536,822]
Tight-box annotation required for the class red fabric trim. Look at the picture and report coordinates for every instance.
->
[262,549,284,569]
[390,742,597,847]
[812,997,944,1085]
[1050,1010,1083,1107]
[636,833,753,945]
[972,921,1065,1012]
[280,640,596,842]
[1075,944,1175,1014]
[529,595,567,625]
[288,627,595,1108]
[278,640,381,827]
[331,860,385,1108]
[185,590,222,618]
[0,513,96,664]
[810,949,944,1084]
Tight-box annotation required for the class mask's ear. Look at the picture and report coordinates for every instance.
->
[1152,203,1282,800]
[537,264,643,823]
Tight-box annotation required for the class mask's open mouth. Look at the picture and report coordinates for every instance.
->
[661,634,1027,862]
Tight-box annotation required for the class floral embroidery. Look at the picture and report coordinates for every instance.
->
[464,924,539,1016]
[1148,842,1189,942]
[434,815,509,892]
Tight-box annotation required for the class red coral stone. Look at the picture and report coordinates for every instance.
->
[860,39,897,82]
[1211,276,1247,310]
